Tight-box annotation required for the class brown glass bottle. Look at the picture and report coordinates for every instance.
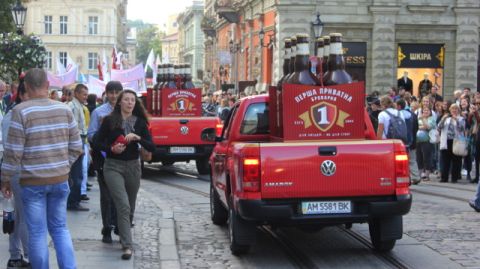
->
[163,63,177,89]
[284,36,297,82]
[183,64,195,89]
[323,33,352,85]
[286,34,320,85]
[277,38,291,88]
[321,35,330,83]
[313,37,324,81]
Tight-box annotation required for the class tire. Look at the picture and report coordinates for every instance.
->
[162,160,175,166]
[369,218,397,252]
[196,158,210,175]
[228,208,253,255]
[210,182,228,225]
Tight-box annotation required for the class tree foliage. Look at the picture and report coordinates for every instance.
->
[0,33,47,82]
[0,0,16,34]
[136,24,162,65]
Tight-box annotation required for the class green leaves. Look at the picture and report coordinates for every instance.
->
[0,33,47,82]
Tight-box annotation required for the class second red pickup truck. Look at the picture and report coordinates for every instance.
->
[204,94,412,254]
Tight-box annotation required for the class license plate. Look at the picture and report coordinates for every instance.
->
[301,201,351,215]
[170,147,195,154]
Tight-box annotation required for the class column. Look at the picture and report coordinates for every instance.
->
[454,7,480,90]
[369,5,400,94]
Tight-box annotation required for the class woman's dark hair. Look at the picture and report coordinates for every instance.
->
[87,94,97,106]
[14,78,26,104]
[108,89,149,130]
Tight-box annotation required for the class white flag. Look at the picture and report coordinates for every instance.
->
[145,49,156,81]
[102,49,110,82]
[66,54,77,72]
[56,58,66,75]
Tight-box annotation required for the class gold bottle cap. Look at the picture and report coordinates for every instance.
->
[330,33,342,37]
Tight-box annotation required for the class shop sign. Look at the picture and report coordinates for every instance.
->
[397,44,445,68]
[343,42,367,67]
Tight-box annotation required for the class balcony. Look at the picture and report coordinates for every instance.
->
[201,16,216,38]
[214,0,239,23]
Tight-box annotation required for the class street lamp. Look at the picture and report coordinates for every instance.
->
[11,0,27,35]
[311,12,324,38]
[259,27,276,48]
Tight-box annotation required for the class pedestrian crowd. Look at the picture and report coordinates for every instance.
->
[201,89,251,121]
[0,68,154,269]
[366,85,480,213]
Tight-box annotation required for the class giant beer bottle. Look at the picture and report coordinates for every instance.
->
[286,34,320,85]
[321,36,330,84]
[275,38,292,136]
[285,36,297,81]
[164,63,177,89]
[315,37,325,83]
[323,33,352,85]
[183,64,195,89]
[277,38,291,88]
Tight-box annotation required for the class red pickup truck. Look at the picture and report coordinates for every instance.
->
[205,95,411,254]
[148,116,221,174]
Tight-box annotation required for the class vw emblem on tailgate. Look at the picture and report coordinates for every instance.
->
[321,160,336,176]
[180,126,189,135]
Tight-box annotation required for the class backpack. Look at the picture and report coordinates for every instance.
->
[384,109,408,144]
[402,110,413,147]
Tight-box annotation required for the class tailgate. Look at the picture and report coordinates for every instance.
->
[261,140,397,199]
[150,117,218,145]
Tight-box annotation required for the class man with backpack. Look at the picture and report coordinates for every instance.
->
[397,98,421,184]
[377,95,408,143]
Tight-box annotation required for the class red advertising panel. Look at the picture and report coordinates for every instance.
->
[161,88,202,117]
[282,82,365,140]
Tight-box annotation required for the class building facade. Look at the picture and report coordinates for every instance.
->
[212,0,480,97]
[161,14,180,64]
[177,1,205,86]
[23,0,130,77]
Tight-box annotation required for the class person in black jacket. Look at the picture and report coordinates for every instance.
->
[94,89,155,260]
[397,71,413,94]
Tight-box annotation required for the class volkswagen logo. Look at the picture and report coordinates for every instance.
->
[180,126,189,135]
[321,160,336,176]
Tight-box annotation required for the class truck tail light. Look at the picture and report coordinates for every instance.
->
[240,146,261,192]
[394,143,410,196]
[216,124,223,137]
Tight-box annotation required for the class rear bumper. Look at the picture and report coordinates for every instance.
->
[236,194,412,225]
[151,145,214,162]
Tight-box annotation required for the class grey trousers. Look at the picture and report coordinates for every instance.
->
[409,149,420,181]
[103,158,141,249]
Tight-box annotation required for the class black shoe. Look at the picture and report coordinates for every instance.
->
[67,205,90,211]
[81,194,90,201]
[473,178,479,184]
[469,201,480,212]
[87,187,92,191]
[121,248,132,260]
[439,179,448,183]
[467,174,472,182]
[114,226,119,235]
[87,182,93,187]
[7,255,30,268]
[101,227,113,243]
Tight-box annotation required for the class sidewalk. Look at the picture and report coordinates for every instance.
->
[0,177,133,269]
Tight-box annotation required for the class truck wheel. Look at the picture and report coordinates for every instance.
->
[228,208,254,255]
[210,182,228,225]
[369,218,397,252]
[162,160,175,166]
[196,158,210,175]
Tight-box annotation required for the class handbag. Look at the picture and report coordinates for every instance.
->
[140,147,152,162]
[453,135,468,157]
[429,129,440,144]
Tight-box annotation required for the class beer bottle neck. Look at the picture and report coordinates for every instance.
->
[327,42,346,71]
[294,43,310,72]
[323,44,330,59]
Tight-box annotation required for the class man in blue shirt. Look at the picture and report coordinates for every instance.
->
[88,81,123,243]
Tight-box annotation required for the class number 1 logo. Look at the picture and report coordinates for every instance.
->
[311,102,337,132]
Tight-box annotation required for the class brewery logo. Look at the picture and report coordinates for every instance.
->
[298,101,350,132]
[176,98,189,113]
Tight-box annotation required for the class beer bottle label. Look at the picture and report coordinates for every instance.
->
[330,43,342,55]
[296,43,309,56]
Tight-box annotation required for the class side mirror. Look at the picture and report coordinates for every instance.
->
[201,128,218,142]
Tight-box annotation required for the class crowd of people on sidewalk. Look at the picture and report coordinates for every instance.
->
[367,85,480,213]
[0,68,154,269]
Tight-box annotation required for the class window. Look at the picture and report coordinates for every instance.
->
[240,103,269,135]
[59,52,67,68]
[45,51,52,70]
[222,105,238,140]
[88,16,98,35]
[60,16,68,35]
[44,16,52,34]
[88,52,98,70]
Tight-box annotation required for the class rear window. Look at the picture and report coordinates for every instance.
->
[240,102,269,135]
